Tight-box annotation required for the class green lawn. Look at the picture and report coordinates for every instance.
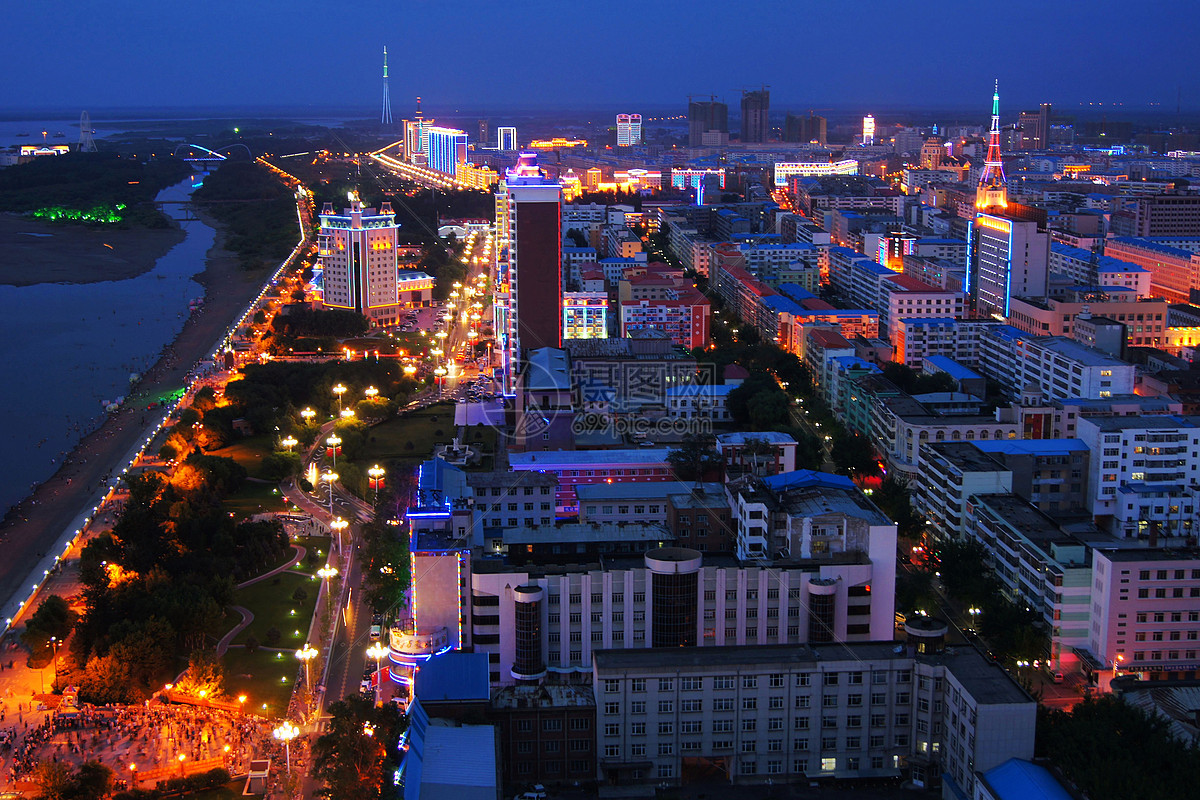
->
[356,402,457,465]
[208,436,278,479]
[222,481,288,520]
[181,781,258,799]
[219,646,297,719]
[231,570,320,648]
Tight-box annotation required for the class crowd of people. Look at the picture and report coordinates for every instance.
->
[2,701,302,791]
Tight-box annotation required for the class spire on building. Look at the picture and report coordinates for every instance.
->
[976,80,1007,209]
[381,46,392,125]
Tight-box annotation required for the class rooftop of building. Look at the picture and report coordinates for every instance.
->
[667,486,731,510]
[926,442,1008,473]
[1055,394,1181,412]
[807,328,854,349]
[592,642,1031,706]
[978,759,1073,800]
[576,480,712,501]
[972,438,1089,457]
[1093,547,1200,563]
[716,431,798,446]
[885,274,949,293]
[402,719,497,800]
[490,682,595,710]
[923,355,983,382]
[503,522,672,545]
[665,383,738,397]
[1108,237,1199,258]
[741,470,892,526]
[467,469,556,488]
[522,347,571,391]
[1025,335,1132,368]
[971,494,1086,557]
[509,449,672,468]
[1078,414,1200,431]
[414,652,490,704]
[1115,679,1200,746]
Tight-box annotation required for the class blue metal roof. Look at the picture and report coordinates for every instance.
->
[776,284,818,302]
[979,758,1072,800]
[974,439,1088,457]
[762,469,856,492]
[924,355,983,382]
[762,295,806,315]
[414,652,490,703]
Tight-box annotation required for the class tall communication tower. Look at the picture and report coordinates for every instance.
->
[78,111,97,153]
[381,46,393,126]
[975,80,1008,210]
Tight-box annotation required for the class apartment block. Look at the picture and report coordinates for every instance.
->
[976,327,1135,401]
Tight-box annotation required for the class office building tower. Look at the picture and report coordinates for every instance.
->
[497,126,518,151]
[404,118,430,165]
[477,119,488,144]
[862,114,876,146]
[1018,103,1052,150]
[968,83,1050,316]
[688,97,728,147]
[425,126,468,176]
[784,112,826,145]
[494,152,563,394]
[616,113,642,147]
[740,87,769,143]
[318,192,401,327]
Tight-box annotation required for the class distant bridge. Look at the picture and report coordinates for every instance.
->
[172,143,253,163]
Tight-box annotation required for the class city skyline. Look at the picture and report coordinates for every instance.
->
[6,0,1200,112]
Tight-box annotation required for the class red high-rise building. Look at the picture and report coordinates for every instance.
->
[494,152,562,393]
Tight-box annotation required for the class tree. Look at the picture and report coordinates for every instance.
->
[79,653,133,705]
[21,594,75,656]
[312,695,406,800]
[1038,695,1200,799]
[830,430,879,477]
[746,389,790,428]
[359,517,411,612]
[33,761,73,800]
[174,649,226,699]
[666,434,722,482]
[72,761,114,800]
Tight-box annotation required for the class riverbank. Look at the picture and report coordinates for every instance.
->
[0,212,185,286]
[0,201,286,629]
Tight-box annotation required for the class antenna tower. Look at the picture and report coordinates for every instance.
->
[381,46,393,125]
[78,111,97,153]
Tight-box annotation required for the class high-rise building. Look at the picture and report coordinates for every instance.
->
[425,126,468,176]
[318,192,401,327]
[494,152,563,394]
[687,97,728,147]
[497,126,517,151]
[862,114,876,145]
[615,113,641,147]
[968,82,1050,317]
[740,88,769,143]
[1018,103,1052,150]
[784,112,826,145]
[404,118,431,165]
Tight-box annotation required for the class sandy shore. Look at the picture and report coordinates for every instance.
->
[0,203,292,622]
[0,213,185,286]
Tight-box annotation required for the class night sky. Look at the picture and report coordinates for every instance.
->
[6,0,1200,113]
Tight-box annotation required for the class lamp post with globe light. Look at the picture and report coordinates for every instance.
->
[280,435,298,452]
[366,642,388,705]
[272,720,299,774]
[325,434,342,468]
[296,643,318,695]
[332,383,347,411]
[300,407,316,426]
[368,465,385,502]
[321,470,339,516]
[330,517,348,555]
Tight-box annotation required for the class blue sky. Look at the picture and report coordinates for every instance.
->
[5,0,1199,113]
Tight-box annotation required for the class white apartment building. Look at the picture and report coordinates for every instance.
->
[880,275,966,339]
[976,327,1135,401]
[917,442,1013,542]
[591,633,1035,792]
[464,542,897,687]
[870,394,1021,481]
[1075,415,1200,533]
[1049,243,1151,296]
[965,494,1092,671]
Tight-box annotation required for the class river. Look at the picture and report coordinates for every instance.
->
[0,177,213,515]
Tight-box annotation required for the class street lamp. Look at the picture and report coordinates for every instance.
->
[332,383,347,411]
[366,642,388,705]
[340,407,355,420]
[296,643,318,694]
[368,465,385,501]
[280,435,298,452]
[321,470,339,515]
[330,517,348,555]
[365,386,379,400]
[272,720,299,774]
[317,564,339,581]
[177,753,187,777]
[326,434,342,468]
[129,764,137,788]
[300,407,315,425]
